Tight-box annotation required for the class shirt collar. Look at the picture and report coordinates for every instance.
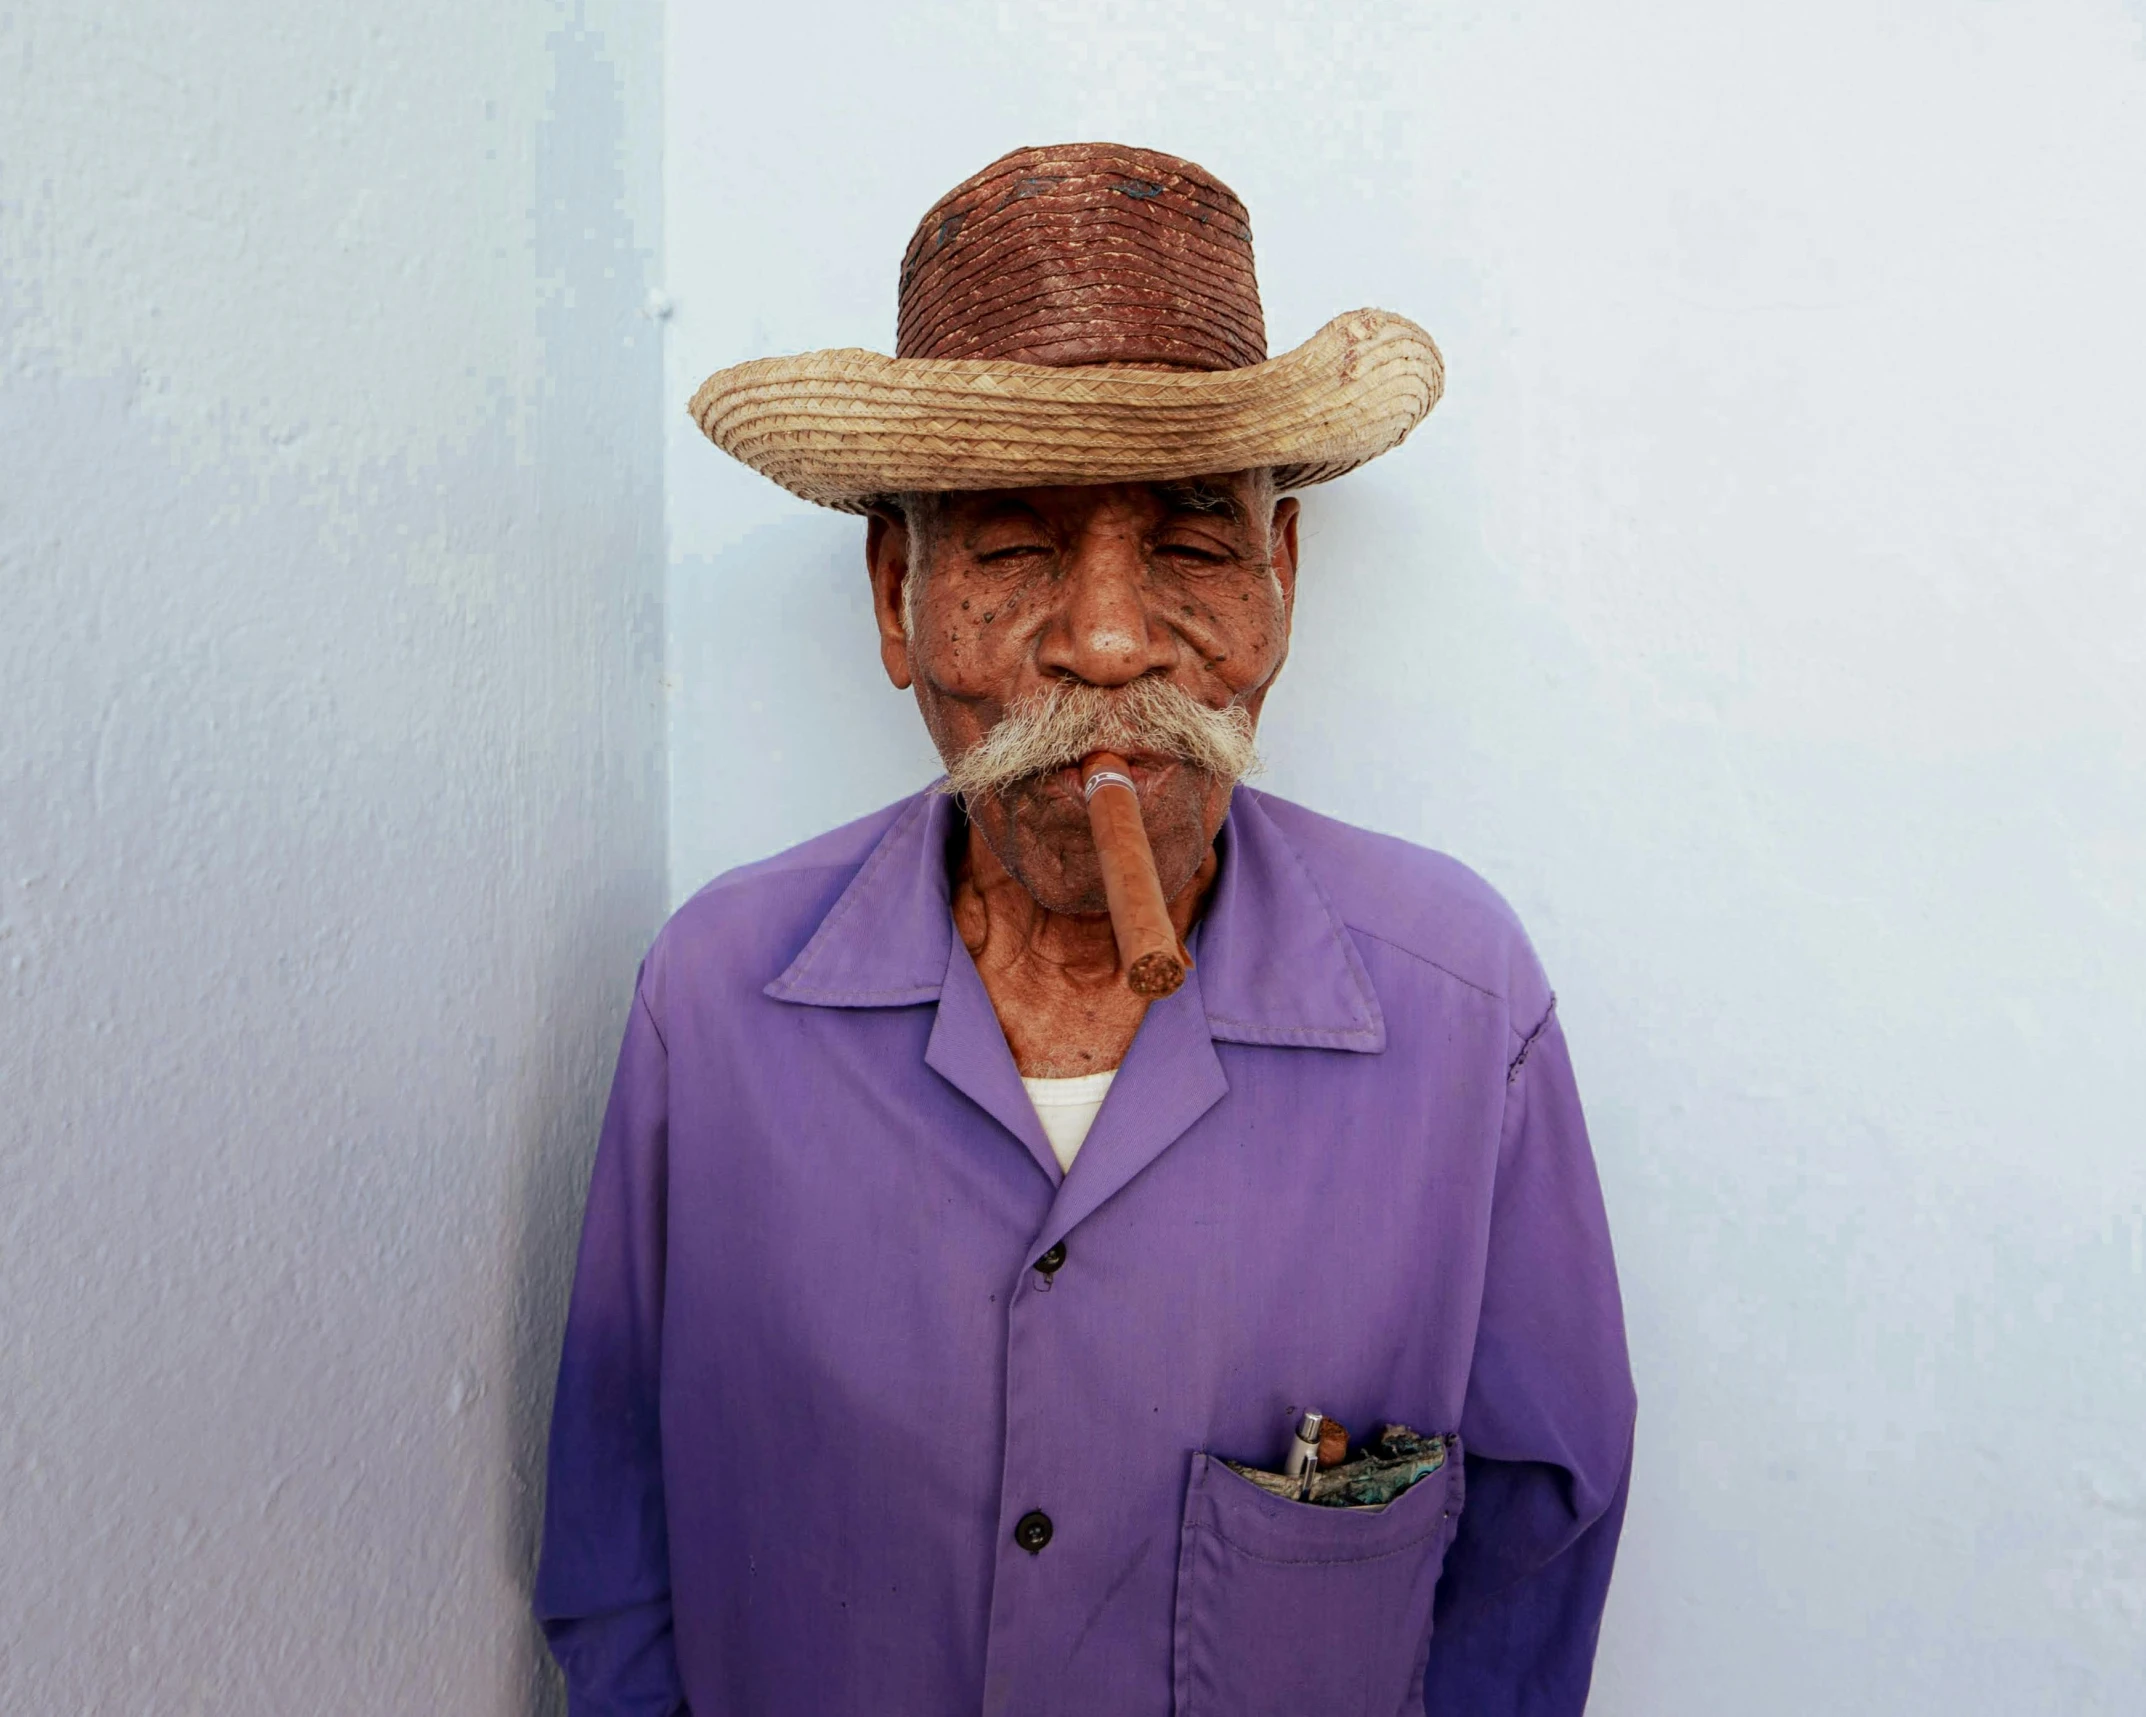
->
[762,791,955,1008]
[766,784,1385,1055]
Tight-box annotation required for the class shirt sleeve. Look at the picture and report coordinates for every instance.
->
[533,974,688,1717]
[1421,1002,1637,1715]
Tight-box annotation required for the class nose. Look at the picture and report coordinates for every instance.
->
[1034,515,1177,688]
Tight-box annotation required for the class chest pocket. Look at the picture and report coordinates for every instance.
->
[1171,1442,1464,1717]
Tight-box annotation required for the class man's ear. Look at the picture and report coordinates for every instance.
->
[865,509,915,691]
[1270,495,1302,625]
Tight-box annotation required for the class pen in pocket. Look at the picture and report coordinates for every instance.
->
[1283,1410,1324,1500]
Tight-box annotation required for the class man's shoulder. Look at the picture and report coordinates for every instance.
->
[1241,788,1553,1028]
[643,794,920,991]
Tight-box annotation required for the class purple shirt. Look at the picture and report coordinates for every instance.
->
[536,786,1635,1716]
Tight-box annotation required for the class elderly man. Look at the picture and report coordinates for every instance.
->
[536,144,1635,1717]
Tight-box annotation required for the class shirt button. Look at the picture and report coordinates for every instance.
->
[1014,1510,1054,1554]
[1034,1241,1067,1275]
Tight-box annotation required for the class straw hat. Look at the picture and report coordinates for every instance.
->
[690,143,1445,513]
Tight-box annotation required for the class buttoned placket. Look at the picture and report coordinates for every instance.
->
[919,929,1229,1717]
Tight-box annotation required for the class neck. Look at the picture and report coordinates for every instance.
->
[951,825,1219,1079]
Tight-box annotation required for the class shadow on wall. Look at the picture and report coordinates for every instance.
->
[499,15,667,1715]
[0,9,660,1717]
[0,285,659,1714]
[503,873,657,1717]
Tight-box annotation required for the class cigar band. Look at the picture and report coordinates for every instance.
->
[1081,769,1138,803]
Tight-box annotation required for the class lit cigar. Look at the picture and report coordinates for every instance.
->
[1079,750,1191,998]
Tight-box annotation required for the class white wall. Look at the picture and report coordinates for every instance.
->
[665,2,2146,1710]
[1,4,664,1712]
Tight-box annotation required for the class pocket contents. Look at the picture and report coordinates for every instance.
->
[1225,1422,1449,1509]
[1172,1433,1465,1717]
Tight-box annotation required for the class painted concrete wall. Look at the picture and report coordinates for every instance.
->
[665,1,2146,1710]
[1,4,664,1712]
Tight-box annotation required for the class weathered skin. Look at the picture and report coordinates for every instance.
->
[865,473,1301,1077]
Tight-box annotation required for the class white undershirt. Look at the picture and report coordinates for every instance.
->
[1020,1068,1118,1173]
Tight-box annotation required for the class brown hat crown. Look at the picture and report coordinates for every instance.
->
[896,143,1268,371]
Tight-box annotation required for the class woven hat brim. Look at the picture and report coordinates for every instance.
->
[689,309,1443,513]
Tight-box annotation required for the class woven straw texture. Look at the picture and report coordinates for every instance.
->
[896,142,1267,371]
[692,142,1443,510]
[692,307,1444,513]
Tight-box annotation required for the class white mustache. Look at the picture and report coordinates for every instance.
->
[940,679,1261,804]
